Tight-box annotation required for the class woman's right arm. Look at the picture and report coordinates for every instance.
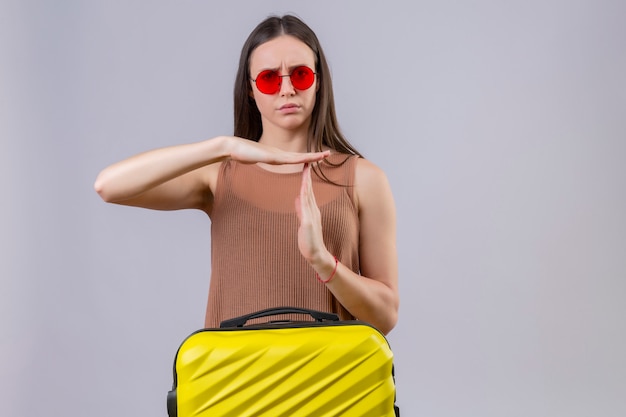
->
[94,136,230,211]
[94,136,330,212]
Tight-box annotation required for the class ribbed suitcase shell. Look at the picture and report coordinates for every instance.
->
[168,315,397,416]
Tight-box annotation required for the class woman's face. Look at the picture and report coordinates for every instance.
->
[248,35,318,136]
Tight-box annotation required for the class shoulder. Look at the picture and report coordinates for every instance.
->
[355,157,386,181]
[355,157,391,193]
[354,157,394,211]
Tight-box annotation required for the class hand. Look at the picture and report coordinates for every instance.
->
[226,136,330,165]
[295,163,331,266]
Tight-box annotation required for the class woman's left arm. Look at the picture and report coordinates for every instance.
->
[296,159,399,334]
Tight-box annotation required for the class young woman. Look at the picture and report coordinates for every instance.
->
[94,15,399,334]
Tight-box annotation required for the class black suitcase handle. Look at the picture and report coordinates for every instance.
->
[219,307,340,328]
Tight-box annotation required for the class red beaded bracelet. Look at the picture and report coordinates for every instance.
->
[316,256,338,284]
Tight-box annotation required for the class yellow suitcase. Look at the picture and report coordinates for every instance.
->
[167,307,399,417]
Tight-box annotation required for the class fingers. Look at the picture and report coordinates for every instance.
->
[294,194,302,220]
[281,150,330,165]
[296,163,308,216]
[301,163,312,202]
[297,163,312,218]
[296,163,325,262]
[299,163,319,219]
[308,150,331,161]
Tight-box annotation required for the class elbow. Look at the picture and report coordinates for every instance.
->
[366,300,399,336]
[93,173,115,203]
[379,310,398,336]
[379,295,400,335]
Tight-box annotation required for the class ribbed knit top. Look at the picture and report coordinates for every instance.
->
[205,153,360,327]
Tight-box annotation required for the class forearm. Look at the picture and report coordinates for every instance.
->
[296,163,399,334]
[94,136,230,203]
[313,253,399,335]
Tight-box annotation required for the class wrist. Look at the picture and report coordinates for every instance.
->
[313,252,339,284]
[197,136,230,164]
[212,135,233,160]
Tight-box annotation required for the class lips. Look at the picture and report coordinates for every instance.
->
[278,103,300,114]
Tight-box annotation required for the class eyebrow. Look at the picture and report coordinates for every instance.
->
[256,64,312,73]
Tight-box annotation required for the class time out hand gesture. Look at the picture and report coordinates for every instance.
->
[94,135,329,209]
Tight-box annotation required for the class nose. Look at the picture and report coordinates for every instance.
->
[278,74,296,96]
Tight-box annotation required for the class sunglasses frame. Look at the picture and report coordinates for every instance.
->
[251,66,317,95]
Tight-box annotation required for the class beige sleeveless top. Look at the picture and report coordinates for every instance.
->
[205,153,360,327]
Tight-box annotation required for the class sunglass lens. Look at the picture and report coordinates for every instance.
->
[290,66,315,90]
[256,70,280,94]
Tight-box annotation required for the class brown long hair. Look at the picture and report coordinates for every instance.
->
[233,15,362,160]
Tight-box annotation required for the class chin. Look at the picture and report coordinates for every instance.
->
[278,118,309,131]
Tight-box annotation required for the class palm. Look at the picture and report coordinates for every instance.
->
[295,164,326,261]
[229,137,329,165]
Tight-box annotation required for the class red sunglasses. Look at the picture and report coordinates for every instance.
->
[251,66,316,95]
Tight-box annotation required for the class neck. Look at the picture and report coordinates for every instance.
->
[258,123,311,153]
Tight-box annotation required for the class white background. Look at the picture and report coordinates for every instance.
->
[2,1,625,416]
